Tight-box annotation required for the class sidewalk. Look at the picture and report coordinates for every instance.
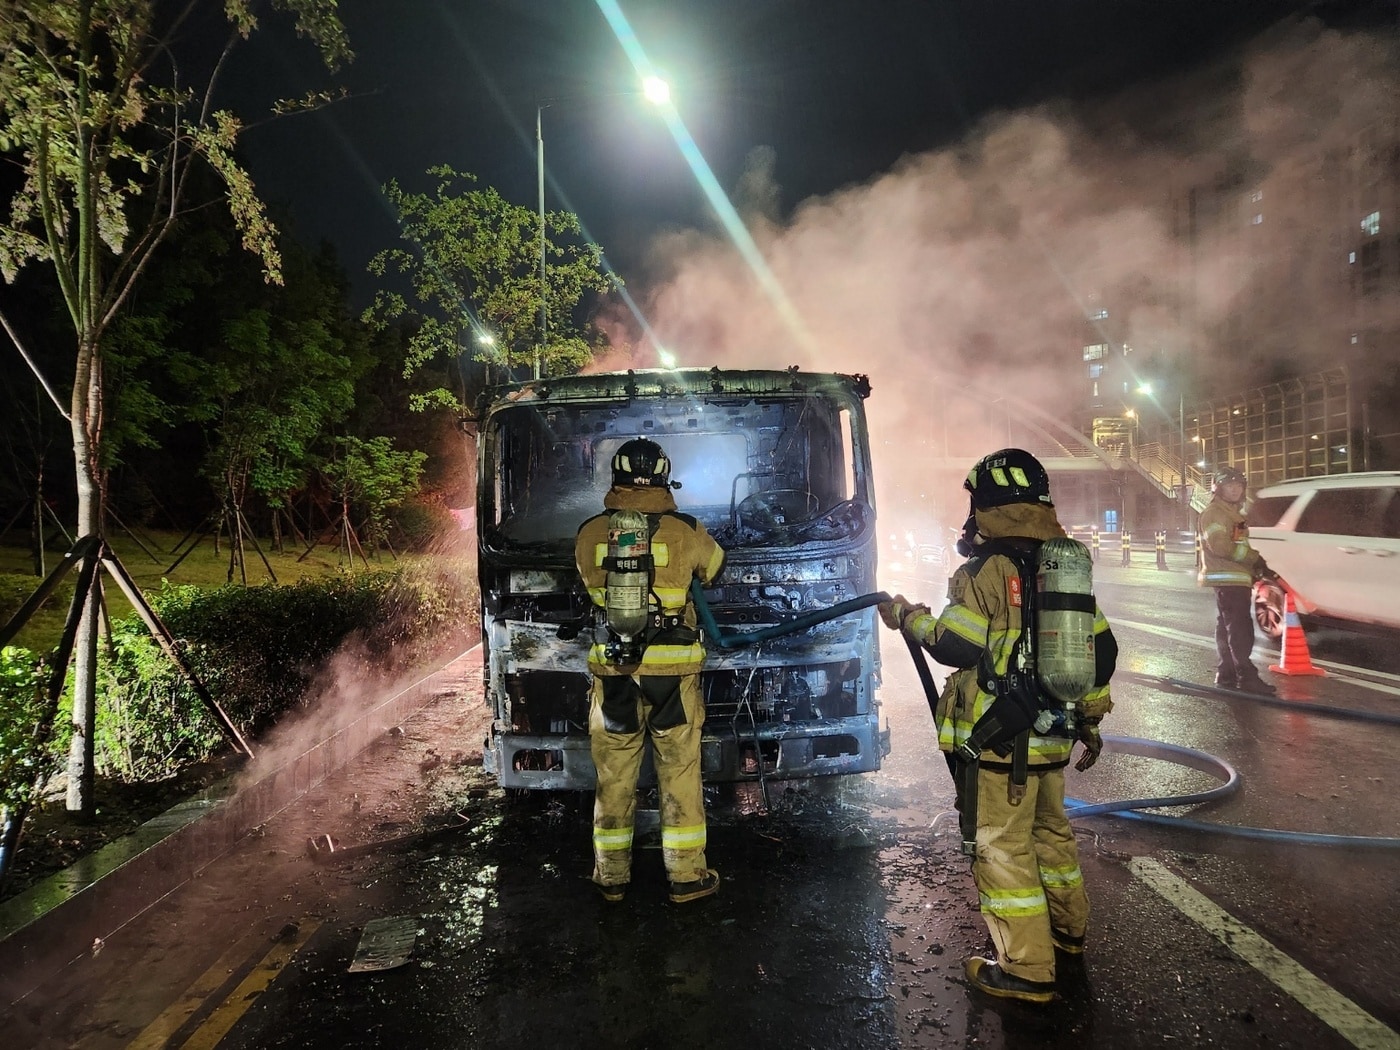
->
[0,646,481,1007]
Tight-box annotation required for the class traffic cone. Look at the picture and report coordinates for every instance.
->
[1269,592,1325,677]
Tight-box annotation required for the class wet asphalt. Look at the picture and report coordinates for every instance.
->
[6,558,1400,1049]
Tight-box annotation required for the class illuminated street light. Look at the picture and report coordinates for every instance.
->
[642,75,670,105]
[535,77,670,381]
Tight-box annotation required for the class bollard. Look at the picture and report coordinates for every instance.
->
[1121,530,1131,567]
[1194,532,1202,569]
[1091,527,1100,562]
[1155,530,1167,570]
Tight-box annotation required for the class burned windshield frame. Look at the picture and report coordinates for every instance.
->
[482,392,872,549]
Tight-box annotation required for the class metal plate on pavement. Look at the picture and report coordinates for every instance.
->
[348,916,420,972]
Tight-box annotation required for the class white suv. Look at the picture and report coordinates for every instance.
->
[1247,472,1400,638]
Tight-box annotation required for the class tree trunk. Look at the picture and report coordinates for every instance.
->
[66,337,103,817]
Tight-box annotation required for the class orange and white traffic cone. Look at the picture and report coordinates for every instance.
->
[1269,592,1325,677]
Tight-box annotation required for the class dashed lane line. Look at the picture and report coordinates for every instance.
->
[1129,857,1399,1050]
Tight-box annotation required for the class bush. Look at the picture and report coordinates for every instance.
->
[0,646,62,816]
[0,562,480,790]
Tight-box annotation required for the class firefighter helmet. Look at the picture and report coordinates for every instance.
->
[612,438,672,488]
[964,449,1053,510]
[1212,466,1247,496]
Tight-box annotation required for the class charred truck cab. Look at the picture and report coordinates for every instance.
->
[477,367,889,790]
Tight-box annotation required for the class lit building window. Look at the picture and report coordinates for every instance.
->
[1251,213,1263,225]
[1082,343,1107,361]
[1249,189,1264,203]
[1089,308,1109,321]
[1361,211,1381,236]
[1349,251,1357,264]
[1088,363,1103,379]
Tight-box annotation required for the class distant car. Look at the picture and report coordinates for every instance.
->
[1246,472,1400,638]
[883,534,953,591]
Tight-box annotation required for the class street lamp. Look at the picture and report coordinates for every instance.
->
[535,78,670,381]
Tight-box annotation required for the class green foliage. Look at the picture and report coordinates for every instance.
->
[93,567,478,776]
[363,165,613,406]
[0,646,57,816]
[1,560,479,792]
[324,436,427,550]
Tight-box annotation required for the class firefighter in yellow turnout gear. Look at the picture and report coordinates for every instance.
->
[1197,465,1277,694]
[879,449,1117,1003]
[575,438,726,903]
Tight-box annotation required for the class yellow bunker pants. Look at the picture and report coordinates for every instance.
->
[589,672,708,886]
[973,764,1089,983]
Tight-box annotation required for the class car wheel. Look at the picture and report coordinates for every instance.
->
[1253,579,1285,639]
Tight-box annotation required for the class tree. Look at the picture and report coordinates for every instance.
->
[0,2,350,814]
[319,435,426,561]
[365,165,613,411]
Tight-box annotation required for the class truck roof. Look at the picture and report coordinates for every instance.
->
[479,367,872,411]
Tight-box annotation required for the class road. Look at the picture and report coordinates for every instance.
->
[6,560,1400,1049]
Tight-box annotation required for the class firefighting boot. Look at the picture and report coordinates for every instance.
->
[595,880,628,902]
[668,869,720,903]
[1051,928,1086,955]
[965,958,1056,1004]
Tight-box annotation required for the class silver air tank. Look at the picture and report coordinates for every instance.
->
[1034,536,1097,710]
[604,509,651,660]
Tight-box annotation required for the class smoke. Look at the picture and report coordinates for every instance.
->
[602,17,1400,530]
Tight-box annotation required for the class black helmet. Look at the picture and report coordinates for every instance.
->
[964,448,1053,510]
[1212,466,1247,496]
[611,438,672,488]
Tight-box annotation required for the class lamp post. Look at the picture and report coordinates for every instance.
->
[535,106,546,381]
[534,77,670,382]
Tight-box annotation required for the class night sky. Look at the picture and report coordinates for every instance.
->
[230,0,1392,302]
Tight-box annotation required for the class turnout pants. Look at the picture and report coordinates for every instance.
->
[589,671,708,887]
[973,764,1088,984]
[1213,585,1259,681]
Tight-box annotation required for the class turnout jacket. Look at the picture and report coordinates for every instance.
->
[575,485,726,677]
[1197,496,1262,588]
[902,503,1116,770]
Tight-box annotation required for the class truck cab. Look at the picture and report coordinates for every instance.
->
[475,367,888,790]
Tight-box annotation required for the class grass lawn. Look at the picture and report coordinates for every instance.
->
[0,525,408,653]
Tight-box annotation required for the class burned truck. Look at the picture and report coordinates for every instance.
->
[476,367,889,790]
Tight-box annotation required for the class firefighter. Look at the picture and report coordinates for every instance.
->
[878,449,1117,1004]
[1198,466,1277,695]
[574,438,726,903]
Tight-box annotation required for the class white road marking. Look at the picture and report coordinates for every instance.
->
[1129,857,1400,1049]
[1113,617,1400,698]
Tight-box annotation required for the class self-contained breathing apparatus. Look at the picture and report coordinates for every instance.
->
[602,508,653,665]
[597,438,685,666]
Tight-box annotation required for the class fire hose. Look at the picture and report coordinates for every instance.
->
[688,581,1400,849]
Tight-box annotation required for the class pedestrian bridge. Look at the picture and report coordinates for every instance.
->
[915,385,1212,513]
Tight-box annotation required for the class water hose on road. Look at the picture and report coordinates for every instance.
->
[1067,705,1400,850]
[688,583,1400,847]
[1118,669,1400,728]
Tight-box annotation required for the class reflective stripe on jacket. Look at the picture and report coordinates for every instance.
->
[1197,497,1260,588]
[575,485,725,676]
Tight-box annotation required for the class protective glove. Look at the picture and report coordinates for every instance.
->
[877,595,928,632]
[1074,721,1103,772]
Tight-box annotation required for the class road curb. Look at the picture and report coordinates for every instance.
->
[0,644,479,1007]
